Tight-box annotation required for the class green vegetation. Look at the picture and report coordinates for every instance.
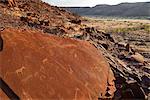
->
[140,24,150,33]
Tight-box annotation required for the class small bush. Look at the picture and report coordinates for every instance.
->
[140,24,150,32]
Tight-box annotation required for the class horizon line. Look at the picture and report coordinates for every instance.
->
[48,1,150,8]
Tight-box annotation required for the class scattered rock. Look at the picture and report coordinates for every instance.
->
[104,33,115,43]
[101,43,109,50]
[131,52,145,63]
[69,18,81,24]
[43,27,65,36]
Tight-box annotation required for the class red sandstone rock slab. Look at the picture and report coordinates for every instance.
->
[0,89,9,100]
[0,28,116,99]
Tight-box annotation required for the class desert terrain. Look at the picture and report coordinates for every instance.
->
[0,0,149,99]
[83,17,150,99]
[83,17,150,56]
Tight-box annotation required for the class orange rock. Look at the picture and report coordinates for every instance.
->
[0,28,116,99]
[0,89,9,100]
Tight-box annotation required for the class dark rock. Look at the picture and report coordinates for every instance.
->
[142,75,150,87]
[39,20,44,25]
[0,33,3,51]
[85,27,95,33]
[128,83,145,99]
[102,43,109,50]
[43,27,65,36]
[70,19,81,24]
[104,33,115,43]
[27,21,35,27]
[125,43,130,52]
[43,20,49,26]
[20,16,28,22]
[26,12,32,16]
[0,0,8,4]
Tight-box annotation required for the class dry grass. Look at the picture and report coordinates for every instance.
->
[82,17,150,34]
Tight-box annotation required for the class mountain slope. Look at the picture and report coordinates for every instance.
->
[0,0,82,35]
[64,2,150,17]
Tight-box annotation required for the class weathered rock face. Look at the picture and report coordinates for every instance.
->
[0,0,82,35]
[0,29,116,99]
[0,89,9,100]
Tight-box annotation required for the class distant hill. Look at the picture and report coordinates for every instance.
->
[64,2,150,17]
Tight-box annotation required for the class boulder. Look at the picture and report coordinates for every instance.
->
[0,28,116,100]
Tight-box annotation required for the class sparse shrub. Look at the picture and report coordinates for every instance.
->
[140,24,150,32]
[128,23,133,26]
[112,28,130,33]
[112,24,150,34]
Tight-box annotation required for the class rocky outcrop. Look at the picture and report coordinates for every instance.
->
[0,28,116,99]
[0,0,82,35]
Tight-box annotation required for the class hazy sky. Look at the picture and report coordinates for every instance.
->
[43,0,149,7]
